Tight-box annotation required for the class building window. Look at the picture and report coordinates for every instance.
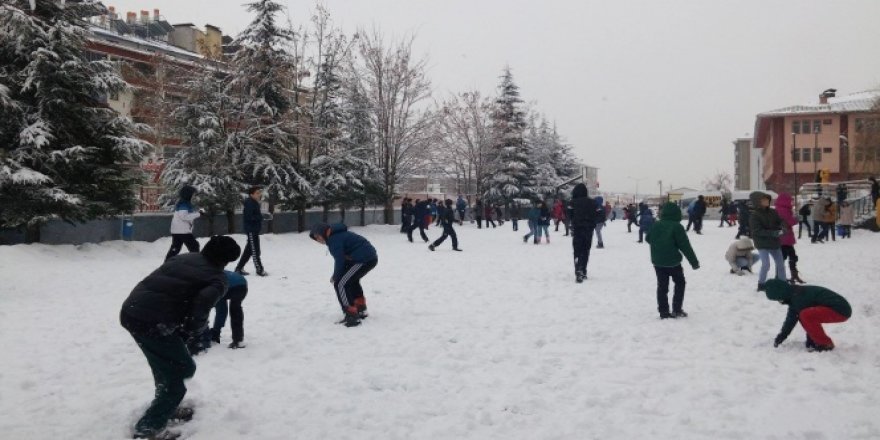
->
[856,118,880,133]
[823,147,832,153]
[801,148,810,162]
[792,121,801,134]
[812,120,821,134]
[823,119,832,125]
[855,146,878,162]
[813,148,822,162]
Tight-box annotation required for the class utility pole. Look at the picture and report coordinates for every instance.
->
[792,132,798,199]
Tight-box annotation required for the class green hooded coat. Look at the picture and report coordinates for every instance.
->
[765,279,852,340]
[748,191,783,249]
[647,203,699,268]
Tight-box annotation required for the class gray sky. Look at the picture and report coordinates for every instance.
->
[110,0,880,193]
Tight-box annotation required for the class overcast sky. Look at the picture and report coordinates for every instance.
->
[109,0,880,193]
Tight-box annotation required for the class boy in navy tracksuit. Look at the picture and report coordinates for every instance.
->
[209,270,249,349]
[235,186,267,276]
[310,223,378,327]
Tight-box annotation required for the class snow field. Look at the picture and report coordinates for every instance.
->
[1,220,879,439]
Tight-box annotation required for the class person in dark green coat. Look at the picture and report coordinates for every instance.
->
[646,202,700,319]
[749,191,786,291]
[765,279,851,351]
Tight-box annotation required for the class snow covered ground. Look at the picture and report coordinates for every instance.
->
[2,219,879,439]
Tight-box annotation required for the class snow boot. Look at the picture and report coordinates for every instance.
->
[210,329,221,344]
[789,268,806,284]
[673,310,688,318]
[805,336,816,351]
[575,272,585,283]
[659,312,675,319]
[235,268,249,276]
[812,343,834,352]
[428,244,435,251]
[757,283,766,292]
[170,407,194,423]
[596,242,604,249]
[256,270,268,277]
[453,248,463,252]
[228,341,246,349]
[343,314,361,327]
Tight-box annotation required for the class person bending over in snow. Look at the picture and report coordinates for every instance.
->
[765,279,851,352]
[646,202,700,319]
[309,223,378,327]
[207,270,248,349]
[120,235,240,439]
[725,237,758,275]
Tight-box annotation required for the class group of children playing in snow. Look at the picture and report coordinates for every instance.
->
[119,184,852,439]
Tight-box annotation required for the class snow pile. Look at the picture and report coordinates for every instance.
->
[1,221,879,439]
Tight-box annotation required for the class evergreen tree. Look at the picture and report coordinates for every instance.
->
[161,69,243,233]
[228,0,309,206]
[486,67,532,203]
[0,1,150,239]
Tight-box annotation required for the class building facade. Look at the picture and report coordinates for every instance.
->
[733,138,752,190]
[753,89,880,193]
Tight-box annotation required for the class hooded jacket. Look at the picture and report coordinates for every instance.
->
[749,191,783,249]
[724,237,755,270]
[838,203,855,226]
[170,186,201,234]
[242,196,263,234]
[315,223,378,282]
[595,197,607,223]
[811,198,829,222]
[774,193,798,246]
[638,204,655,230]
[646,202,699,268]
[765,279,852,341]
[120,252,228,337]
[569,183,597,228]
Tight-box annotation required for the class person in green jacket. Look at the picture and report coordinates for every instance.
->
[646,202,700,319]
[765,279,851,352]
[749,191,786,292]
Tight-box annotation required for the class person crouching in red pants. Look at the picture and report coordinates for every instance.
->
[765,279,851,352]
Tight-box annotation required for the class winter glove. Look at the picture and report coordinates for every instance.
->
[773,334,786,348]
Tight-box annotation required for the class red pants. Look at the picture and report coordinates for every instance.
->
[799,306,848,346]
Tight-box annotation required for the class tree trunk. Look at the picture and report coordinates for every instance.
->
[384,199,394,224]
[267,200,276,234]
[322,203,329,222]
[297,203,306,233]
[207,209,216,235]
[340,206,346,223]
[24,222,41,244]
[225,209,234,234]
[359,199,366,226]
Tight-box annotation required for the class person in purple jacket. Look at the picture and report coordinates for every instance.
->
[309,223,378,327]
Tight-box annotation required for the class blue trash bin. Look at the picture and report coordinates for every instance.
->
[122,218,134,240]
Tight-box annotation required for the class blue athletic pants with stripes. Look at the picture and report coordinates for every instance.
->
[333,258,378,315]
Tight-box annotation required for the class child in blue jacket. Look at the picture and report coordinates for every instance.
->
[309,223,378,327]
[637,203,655,243]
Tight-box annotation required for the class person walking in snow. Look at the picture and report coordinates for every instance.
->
[407,199,430,243]
[552,198,567,234]
[685,199,696,231]
[429,199,462,252]
[594,196,607,248]
[494,204,505,226]
[811,197,828,243]
[509,202,521,231]
[309,223,378,328]
[725,236,758,275]
[473,199,484,229]
[637,203,655,243]
[749,191,786,291]
[766,279,851,352]
[775,193,805,284]
[647,202,700,319]
[208,270,248,349]
[523,201,541,243]
[626,203,639,233]
[400,198,413,233]
[719,199,732,227]
[692,195,707,234]
[838,201,854,238]
[165,185,205,261]
[735,200,751,239]
[569,184,598,282]
[120,236,240,439]
[456,195,467,225]
[234,186,268,276]
[484,203,497,228]
[534,201,551,243]
[797,201,812,239]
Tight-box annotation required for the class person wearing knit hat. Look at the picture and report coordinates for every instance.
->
[120,235,240,439]
[165,185,205,261]
[724,236,758,275]
[765,279,851,352]
[429,199,462,252]
[310,223,378,327]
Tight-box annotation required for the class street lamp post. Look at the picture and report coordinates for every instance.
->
[627,176,646,203]
[840,135,849,181]
[813,124,820,177]
[792,132,798,199]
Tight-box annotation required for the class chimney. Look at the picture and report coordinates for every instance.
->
[153,9,160,21]
[108,6,116,20]
[140,10,149,24]
[126,11,136,24]
[819,88,837,104]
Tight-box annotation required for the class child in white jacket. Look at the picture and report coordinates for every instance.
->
[165,185,204,261]
[725,237,758,275]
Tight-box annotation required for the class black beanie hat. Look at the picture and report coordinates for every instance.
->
[179,185,196,202]
[201,235,241,266]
